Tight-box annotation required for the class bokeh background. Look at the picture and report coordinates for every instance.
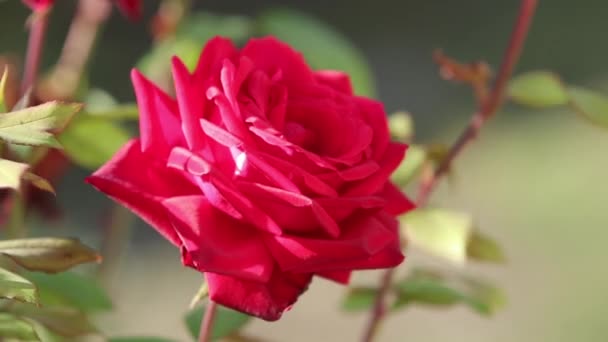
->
[1,0,608,341]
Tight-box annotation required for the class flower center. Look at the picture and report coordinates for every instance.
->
[284,121,316,150]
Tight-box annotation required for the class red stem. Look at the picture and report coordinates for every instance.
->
[360,1,538,341]
[21,9,50,97]
[198,299,218,342]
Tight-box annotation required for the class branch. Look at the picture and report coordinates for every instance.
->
[360,1,538,341]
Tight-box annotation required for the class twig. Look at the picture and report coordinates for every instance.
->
[360,1,538,341]
[21,9,50,97]
[199,299,218,342]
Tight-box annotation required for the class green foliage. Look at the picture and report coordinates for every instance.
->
[0,158,29,190]
[467,231,506,263]
[508,71,568,107]
[402,208,505,264]
[59,116,131,170]
[0,102,81,147]
[402,208,473,264]
[341,287,377,312]
[393,269,505,315]
[391,145,427,187]
[0,238,100,273]
[185,303,252,341]
[0,313,40,340]
[509,70,608,129]
[388,112,414,141]
[257,9,375,97]
[25,272,111,313]
[7,302,97,338]
[567,86,608,128]
[0,268,38,304]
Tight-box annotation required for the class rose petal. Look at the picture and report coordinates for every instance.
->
[355,97,390,160]
[240,37,315,86]
[265,214,395,273]
[317,270,352,284]
[345,142,407,196]
[163,195,274,282]
[86,140,195,246]
[237,182,340,237]
[314,70,354,95]
[379,182,416,215]
[131,70,183,153]
[193,37,238,83]
[206,270,312,321]
[171,57,207,150]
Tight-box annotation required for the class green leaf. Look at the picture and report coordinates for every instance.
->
[108,338,177,342]
[0,102,82,147]
[393,269,505,315]
[59,116,131,170]
[0,313,40,341]
[257,9,375,97]
[567,86,608,128]
[22,172,55,194]
[0,267,38,304]
[466,230,506,263]
[25,272,111,312]
[185,304,252,340]
[401,208,473,264]
[391,145,427,187]
[508,71,568,108]
[7,302,97,338]
[341,287,377,312]
[0,67,8,113]
[0,238,101,273]
[0,158,29,190]
[388,112,414,141]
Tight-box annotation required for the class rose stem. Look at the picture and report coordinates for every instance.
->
[38,0,112,101]
[360,1,538,341]
[198,299,218,342]
[21,8,50,97]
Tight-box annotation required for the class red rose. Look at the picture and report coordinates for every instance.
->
[87,36,414,320]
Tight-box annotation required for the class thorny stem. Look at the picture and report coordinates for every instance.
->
[360,1,538,341]
[21,9,50,97]
[38,0,112,101]
[199,299,218,342]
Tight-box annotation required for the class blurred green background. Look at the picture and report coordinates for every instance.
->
[2,0,608,341]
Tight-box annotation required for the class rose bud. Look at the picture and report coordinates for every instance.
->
[87,36,414,321]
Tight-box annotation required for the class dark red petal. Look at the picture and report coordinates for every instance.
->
[131,69,183,153]
[314,70,354,95]
[317,270,352,284]
[86,140,195,246]
[379,182,416,215]
[193,37,238,83]
[163,195,274,282]
[345,143,407,197]
[206,270,313,321]
[265,214,395,273]
[170,57,208,150]
[355,97,391,160]
[240,37,315,85]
